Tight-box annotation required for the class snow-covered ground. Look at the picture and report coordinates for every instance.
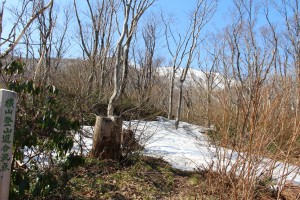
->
[73,117,300,187]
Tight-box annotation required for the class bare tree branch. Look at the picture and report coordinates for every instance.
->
[0,0,54,59]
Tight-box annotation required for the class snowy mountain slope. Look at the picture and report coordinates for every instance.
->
[155,67,228,89]
[73,118,300,187]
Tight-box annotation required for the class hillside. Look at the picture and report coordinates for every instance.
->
[156,67,229,89]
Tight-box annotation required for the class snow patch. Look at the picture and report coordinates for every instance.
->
[73,119,300,187]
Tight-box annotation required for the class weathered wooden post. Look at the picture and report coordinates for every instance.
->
[0,89,17,200]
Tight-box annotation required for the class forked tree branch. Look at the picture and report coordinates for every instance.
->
[0,0,54,59]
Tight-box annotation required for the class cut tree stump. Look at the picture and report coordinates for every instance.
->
[91,116,122,160]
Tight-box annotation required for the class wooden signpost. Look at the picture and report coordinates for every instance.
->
[0,89,17,200]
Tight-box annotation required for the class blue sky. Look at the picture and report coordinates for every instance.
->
[67,0,234,34]
[3,0,233,38]
[0,0,237,68]
[3,0,276,63]
[156,0,233,31]
[3,0,279,42]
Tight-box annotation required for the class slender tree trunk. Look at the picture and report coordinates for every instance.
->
[175,79,184,129]
[175,68,188,129]
[296,55,300,119]
[206,76,212,127]
[168,68,176,119]
[206,87,211,127]
[88,66,95,95]
[98,60,106,100]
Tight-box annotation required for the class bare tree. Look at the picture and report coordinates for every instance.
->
[7,0,72,85]
[273,0,300,115]
[271,0,300,196]
[218,0,278,198]
[131,14,160,104]
[52,5,72,70]
[107,0,156,117]
[162,0,217,124]
[174,0,217,129]
[192,39,222,127]
[162,14,190,120]
[0,0,53,59]
[33,0,55,84]
[73,0,115,96]
[91,0,156,159]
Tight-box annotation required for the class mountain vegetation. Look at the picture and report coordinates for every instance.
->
[0,0,300,199]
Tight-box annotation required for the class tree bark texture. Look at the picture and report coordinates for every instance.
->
[91,116,122,160]
[168,68,176,119]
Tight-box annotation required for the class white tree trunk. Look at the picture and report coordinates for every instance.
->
[168,68,176,119]
[175,80,184,129]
